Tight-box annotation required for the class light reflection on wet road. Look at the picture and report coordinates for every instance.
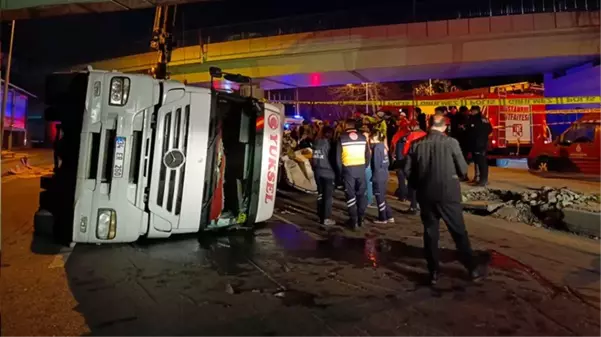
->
[62,206,600,336]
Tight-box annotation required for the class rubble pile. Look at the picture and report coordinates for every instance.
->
[462,186,600,229]
[519,186,599,212]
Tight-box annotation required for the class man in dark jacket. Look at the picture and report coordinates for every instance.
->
[416,107,427,132]
[466,106,493,186]
[447,106,459,139]
[311,126,337,226]
[337,119,370,229]
[404,114,484,285]
[391,127,409,201]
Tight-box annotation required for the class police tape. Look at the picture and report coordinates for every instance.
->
[263,96,601,107]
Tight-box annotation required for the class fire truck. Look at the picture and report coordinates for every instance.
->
[386,83,547,157]
[35,67,284,244]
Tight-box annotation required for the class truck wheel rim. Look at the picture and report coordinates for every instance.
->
[538,162,548,172]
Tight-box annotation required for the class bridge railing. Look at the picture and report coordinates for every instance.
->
[174,0,600,46]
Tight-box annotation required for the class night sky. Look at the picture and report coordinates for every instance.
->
[2,0,540,96]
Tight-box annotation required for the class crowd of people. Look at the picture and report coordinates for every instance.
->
[292,105,492,284]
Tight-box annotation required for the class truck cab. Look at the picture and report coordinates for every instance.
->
[38,68,284,244]
[528,114,600,176]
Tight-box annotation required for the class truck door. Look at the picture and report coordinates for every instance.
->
[558,122,600,175]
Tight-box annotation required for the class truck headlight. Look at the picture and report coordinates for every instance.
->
[96,209,117,240]
[109,77,130,106]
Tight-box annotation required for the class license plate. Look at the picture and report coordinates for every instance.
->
[113,136,126,178]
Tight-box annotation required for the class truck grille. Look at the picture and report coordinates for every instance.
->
[156,105,190,215]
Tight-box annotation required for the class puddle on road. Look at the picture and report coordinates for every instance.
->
[131,222,491,283]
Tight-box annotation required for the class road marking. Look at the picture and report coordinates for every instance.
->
[48,248,73,269]
[272,213,297,225]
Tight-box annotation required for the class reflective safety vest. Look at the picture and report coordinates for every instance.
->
[340,129,367,167]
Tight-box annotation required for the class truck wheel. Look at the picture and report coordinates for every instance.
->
[534,156,550,172]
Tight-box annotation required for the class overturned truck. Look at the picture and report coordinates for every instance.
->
[36,67,284,244]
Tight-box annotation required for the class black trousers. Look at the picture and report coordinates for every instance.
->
[316,176,334,223]
[342,173,367,224]
[408,186,418,209]
[419,201,475,273]
[373,178,392,221]
[395,169,408,199]
[473,151,488,183]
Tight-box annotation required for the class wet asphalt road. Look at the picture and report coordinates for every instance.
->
[57,192,600,335]
[1,153,600,336]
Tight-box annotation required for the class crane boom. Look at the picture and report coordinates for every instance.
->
[150,5,177,80]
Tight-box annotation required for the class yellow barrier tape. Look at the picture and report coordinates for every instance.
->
[423,109,601,116]
[263,96,601,107]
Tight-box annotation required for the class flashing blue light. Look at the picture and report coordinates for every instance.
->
[293,115,302,119]
[284,123,290,129]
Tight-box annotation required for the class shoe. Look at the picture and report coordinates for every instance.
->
[476,181,488,187]
[372,219,388,224]
[367,204,377,209]
[346,221,359,230]
[322,219,336,226]
[387,218,395,223]
[469,266,486,283]
[405,208,419,215]
[429,271,439,286]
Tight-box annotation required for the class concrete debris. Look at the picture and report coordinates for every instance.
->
[462,186,600,232]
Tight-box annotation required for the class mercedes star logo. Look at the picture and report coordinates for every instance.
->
[163,149,186,169]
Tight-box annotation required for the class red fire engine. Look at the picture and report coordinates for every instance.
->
[382,82,547,157]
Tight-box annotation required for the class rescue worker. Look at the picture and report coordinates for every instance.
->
[361,125,376,208]
[402,124,427,214]
[311,126,336,226]
[336,118,370,229]
[369,129,394,224]
[466,106,493,186]
[373,111,388,148]
[416,107,427,132]
[397,110,411,135]
[404,114,485,285]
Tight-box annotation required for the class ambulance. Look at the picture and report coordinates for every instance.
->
[36,67,284,244]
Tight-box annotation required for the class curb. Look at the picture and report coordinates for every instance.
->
[562,208,601,237]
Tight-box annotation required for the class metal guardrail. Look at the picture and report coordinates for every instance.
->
[175,0,601,45]
[110,0,600,56]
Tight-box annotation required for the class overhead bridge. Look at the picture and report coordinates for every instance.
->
[89,11,600,89]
